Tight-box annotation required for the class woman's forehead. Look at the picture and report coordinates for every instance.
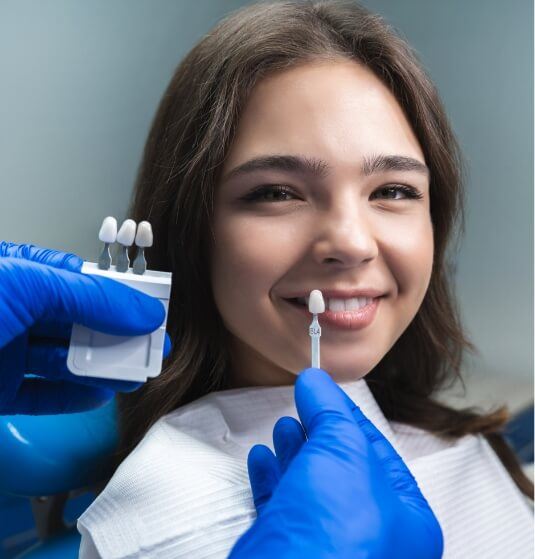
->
[223,60,425,174]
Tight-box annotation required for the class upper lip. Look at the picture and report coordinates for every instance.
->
[283,288,386,299]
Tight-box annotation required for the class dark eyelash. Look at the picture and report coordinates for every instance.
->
[374,185,424,200]
[240,184,424,202]
[240,184,297,202]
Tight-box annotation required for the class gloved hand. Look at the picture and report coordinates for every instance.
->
[230,368,443,559]
[0,241,171,415]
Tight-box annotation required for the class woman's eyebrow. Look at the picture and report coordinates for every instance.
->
[222,153,429,182]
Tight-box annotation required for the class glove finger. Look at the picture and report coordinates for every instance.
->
[294,368,369,450]
[0,258,165,338]
[247,444,281,514]
[26,342,143,392]
[0,242,82,272]
[39,266,166,335]
[273,416,306,473]
[1,378,114,415]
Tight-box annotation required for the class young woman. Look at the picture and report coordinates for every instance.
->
[78,1,533,557]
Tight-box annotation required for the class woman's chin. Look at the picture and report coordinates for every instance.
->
[328,369,369,384]
[308,357,374,383]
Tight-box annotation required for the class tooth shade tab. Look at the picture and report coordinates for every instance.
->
[308,289,325,314]
[117,219,137,246]
[98,216,117,244]
[135,221,153,248]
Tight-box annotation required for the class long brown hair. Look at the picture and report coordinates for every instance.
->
[117,0,533,498]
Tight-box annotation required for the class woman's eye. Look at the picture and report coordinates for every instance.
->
[240,184,423,204]
[372,185,423,201]
[241,185,299,203]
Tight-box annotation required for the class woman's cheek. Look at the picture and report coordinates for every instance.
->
[212,214,290,313]
[382,216,434,301]
[227,213,305,276]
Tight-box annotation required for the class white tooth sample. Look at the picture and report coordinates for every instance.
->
[345,297,361,311]
[308,290,325,314]
[135,221,153,248]
[328,298,345,312]
[133,221,153,275]
[97,216,117,270]
[117,219,137,246]
[116,219,137,272]
[99,216,117,243]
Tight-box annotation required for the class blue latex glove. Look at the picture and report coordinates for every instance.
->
[230,369,443,559]
[0,242,171,415]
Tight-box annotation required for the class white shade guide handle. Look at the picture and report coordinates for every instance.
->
[98,216,118,244]
[135,221,153,248]
[308,289,325,314]
[117,219,137,246]
[311,337,320,368]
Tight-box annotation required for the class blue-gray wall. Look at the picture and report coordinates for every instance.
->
[0,1,532,386]
[361,0,533,386]
[0,0,247,255]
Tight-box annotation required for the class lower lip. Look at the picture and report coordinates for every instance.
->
[285,297,382,331]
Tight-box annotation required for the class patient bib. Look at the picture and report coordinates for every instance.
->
[77,380,534,558]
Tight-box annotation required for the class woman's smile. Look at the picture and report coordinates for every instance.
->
[283,294,384,331]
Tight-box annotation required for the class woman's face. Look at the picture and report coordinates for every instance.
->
[211,60,433,387]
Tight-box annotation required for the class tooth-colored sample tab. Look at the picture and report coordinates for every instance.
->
[308,289,325,314]
[135,221,153,248]
[98,216,118,244]
[117,219,137,246]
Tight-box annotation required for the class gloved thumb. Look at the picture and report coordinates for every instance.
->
[294,368,369,452]
[348,398,429,507]
[297,369,433,509]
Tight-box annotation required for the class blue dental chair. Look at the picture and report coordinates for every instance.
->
[0,400,118,558]
[0,399,533,559]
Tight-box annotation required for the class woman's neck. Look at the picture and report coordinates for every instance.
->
[227,336,296,389]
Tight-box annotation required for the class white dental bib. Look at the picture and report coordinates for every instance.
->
[78,379,534,558]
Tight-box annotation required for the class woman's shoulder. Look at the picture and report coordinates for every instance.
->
[113,400,248,493]
[389,420,472,461]
[80,418,215,522]
[77,403,255,558]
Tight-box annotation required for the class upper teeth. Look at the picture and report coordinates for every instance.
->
[296,296,374,311]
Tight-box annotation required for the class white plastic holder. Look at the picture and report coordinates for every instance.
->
[67,261,172,382]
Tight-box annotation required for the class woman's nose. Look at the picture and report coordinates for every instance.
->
[311,203,379,268]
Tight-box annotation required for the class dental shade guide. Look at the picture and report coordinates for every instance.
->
[67,217,172,383]
[97,216,117,270]
[308,290,325,369]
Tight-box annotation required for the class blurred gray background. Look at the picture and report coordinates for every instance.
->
[0,0,532,410]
